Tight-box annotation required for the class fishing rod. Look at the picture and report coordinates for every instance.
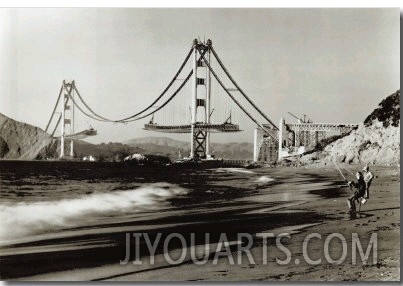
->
[341,163,355,176]
[332,160,354,191]
[332,160,347,182]
[341,165,355,176]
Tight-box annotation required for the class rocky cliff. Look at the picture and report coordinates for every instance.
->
[0,113,53,160]
[301,90,400,165]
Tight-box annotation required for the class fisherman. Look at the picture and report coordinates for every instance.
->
[362,164,374,199]
[347,172,366,215]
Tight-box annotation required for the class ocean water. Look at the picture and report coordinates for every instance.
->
[0,183,188,243]
[0,161,196,245]
[0,161,267,246]
[1,161,340,280]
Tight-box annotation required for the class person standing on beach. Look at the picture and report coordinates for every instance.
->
[362,164,374,199]
[347,172,366,215]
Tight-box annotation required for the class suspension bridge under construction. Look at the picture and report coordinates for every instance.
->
[45,39,358,162]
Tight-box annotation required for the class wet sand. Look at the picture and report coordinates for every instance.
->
[1,162,399,281]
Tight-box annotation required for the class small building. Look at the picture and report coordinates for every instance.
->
[83,155,96,161]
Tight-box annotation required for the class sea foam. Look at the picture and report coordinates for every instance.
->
[0,182,187,243]
[254,176,274,183]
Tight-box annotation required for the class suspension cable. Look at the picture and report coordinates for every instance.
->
[122,70,193,122]
[197,47,278,142]
[51,114,62,137]
[73,84,116,122]
[72,46,195,123]
[114,47,206,123]
[116,46,195,121]
[68,89,112,122]
[49,82,75,136]
[211,46,278,130]
[45,84,64,132]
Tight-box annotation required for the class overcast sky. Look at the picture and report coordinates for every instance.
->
[0,8,399,144]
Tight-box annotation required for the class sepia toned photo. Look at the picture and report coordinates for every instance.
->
[0,7,400,282]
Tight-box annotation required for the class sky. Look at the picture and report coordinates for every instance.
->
[0,8,400,144]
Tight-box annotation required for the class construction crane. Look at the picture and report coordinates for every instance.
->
[287,112,312,123]
[288,112,304,123]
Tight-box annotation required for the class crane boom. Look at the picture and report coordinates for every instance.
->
[288,112,302,122]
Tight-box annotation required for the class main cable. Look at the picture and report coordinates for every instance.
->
[116,46,195,121]
[45,84,64,132]
[197,46,278,142]
[122,70,193,122]
[72,46,195,123]
[69,89,112,122]
[211,46,278,130]
[113,47,207,123]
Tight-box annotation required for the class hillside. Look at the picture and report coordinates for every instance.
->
[0,113,254,161]
[0,113,52,160]
[37,140,145,162]
[124,137,189,149]
[123,137,188,159]
[301,90,400,165]
[124,136,254,160]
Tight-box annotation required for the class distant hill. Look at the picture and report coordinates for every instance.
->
[124,137,189,149]
[35,139,147,162]
[0,114,254,161]
[60,140,145,162]
[124,136,254,160]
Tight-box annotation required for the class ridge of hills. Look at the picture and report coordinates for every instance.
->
[0,114,253,161]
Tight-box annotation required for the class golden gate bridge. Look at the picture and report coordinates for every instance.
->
[45,39,357,161]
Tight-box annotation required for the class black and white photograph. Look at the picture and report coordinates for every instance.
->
[0,6,400,282]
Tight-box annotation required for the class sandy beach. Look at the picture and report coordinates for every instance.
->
[0,161,399,281]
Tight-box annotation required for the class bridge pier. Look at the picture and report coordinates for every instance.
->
[253,128,258,162]
[253,125,279,163]
[278,117,296,161]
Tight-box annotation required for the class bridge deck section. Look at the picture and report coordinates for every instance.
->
[144,123,241,133]
[285,123,358,132]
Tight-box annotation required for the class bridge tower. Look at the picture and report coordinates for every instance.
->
[190,39,212,159]
[46,80,97,159]
[59,80,75,158]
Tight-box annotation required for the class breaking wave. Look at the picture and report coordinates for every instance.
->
[215,168,255,174]
[255,176,274,183]
[0,183,187,243]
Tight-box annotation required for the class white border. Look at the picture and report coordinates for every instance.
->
[0,0,401,8]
